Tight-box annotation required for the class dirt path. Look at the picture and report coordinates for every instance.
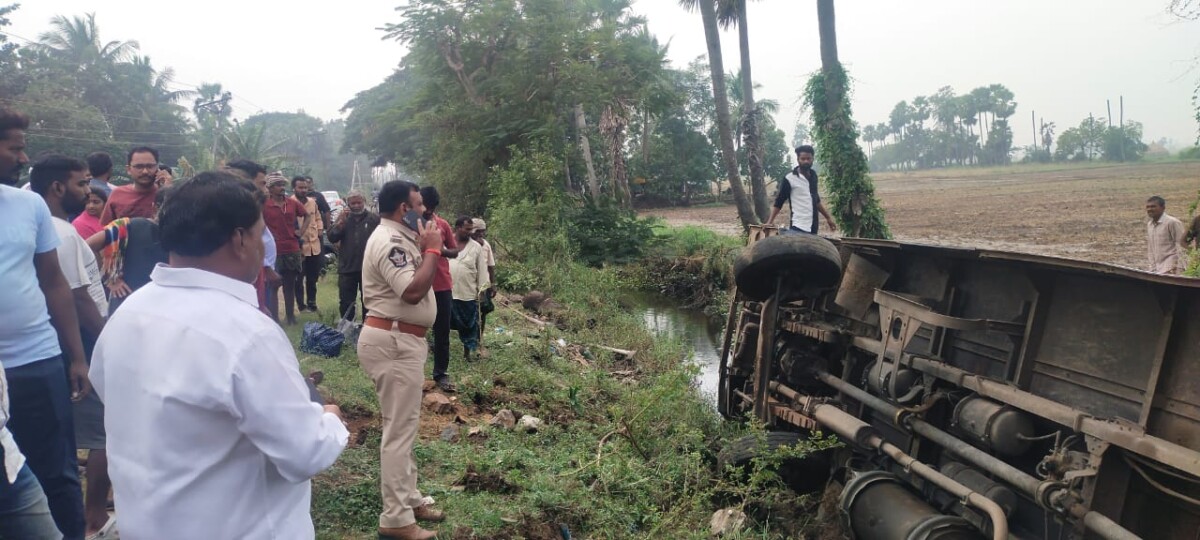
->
[643,162,1200,269]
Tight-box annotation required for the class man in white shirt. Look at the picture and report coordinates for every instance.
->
[30,155,115,539]
[1144,195,1187,274]
[0,367,63,540]
[448,216,488,363]
[766,145,838,235]
[91,171,349,539]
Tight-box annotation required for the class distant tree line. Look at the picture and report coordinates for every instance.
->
[862,84,1016,171]
[860,82,1155,171]
[1026,115,1148,163]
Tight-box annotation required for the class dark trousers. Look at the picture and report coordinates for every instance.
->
[337,272,364,321]
[295,255,323,309]
[450,299,480,352]
[0,464,61,540]
[432,290,452,380]
[6,356,85,540]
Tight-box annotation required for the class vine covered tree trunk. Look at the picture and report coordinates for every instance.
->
[737,0,770,221]
[810,0,890,239]
[699,0,757,231]
[574,104,601,200]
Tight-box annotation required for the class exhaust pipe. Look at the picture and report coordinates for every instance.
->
[805,370,1143,540]
[770,381,1009,540]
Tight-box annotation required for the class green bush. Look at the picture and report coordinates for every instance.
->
[488,144,574,268]
[1180,146,1200,160]
[568,198,657,267]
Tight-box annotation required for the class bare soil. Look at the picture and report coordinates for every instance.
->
[643,161,1200,269]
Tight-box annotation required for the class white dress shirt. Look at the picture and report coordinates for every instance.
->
[91,265,348,540]
[0,368,26,484]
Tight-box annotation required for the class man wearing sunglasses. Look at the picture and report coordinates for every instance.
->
[99,146,172,226]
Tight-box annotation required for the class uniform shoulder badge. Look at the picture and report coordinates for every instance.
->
[388,246,409,268]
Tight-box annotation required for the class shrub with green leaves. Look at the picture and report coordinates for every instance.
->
[488,144,574,269]
[568,197,657,267]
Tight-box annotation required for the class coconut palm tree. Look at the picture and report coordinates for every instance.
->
[36,13,139,71]
[716,0,769,220]
[727,69,779,143]
[222,122,288,169]
[679,0,756,230]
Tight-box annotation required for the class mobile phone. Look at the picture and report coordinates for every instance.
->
[402,209,426,231]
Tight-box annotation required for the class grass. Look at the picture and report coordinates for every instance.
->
[277,264,822,539]
[648,223,743,259]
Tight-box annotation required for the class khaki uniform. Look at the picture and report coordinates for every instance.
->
[357,218,436,529]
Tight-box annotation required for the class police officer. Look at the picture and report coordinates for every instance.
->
[357,180,446,540]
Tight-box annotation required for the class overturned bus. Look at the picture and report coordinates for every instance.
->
[718,227,1200,540]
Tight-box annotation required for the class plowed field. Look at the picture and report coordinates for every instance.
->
[644,161,1200,269]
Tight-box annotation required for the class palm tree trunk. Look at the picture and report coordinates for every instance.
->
[600,105,632,207]
[737,0,770,222]
[574,104,601,200]
[699,0,756,230]
[641,107,652,165]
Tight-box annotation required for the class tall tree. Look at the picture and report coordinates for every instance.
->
[1168,1,1200,142]
[35,13,138,70]
[574,104,602,200]
[0,4,27,98]
[681,0,756,230]
[807,0,889,238]
[718,0,769,220]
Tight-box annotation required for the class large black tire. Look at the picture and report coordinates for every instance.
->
[734,234,843,302]
[718,431,833,495]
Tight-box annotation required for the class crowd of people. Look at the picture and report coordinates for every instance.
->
[0,105,497,540]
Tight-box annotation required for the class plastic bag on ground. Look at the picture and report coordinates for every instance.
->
[300,322,345,358]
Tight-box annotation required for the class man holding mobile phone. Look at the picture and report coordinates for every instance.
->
[418,186,460,393]
[359,181,447,540]
[100,146,170,225]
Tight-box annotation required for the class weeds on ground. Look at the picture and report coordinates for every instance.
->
[283,267,830,539]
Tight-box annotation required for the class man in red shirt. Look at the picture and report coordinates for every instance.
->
[99,146,172,225]
[419,186,460,392]
[262,173,308,325]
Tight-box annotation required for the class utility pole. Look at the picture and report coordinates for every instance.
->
[1040,117,1046,153]
[1031,110,1037,154]
[1106,100,1113,128]
[1120,95,1126,162]
[195,92,232,167]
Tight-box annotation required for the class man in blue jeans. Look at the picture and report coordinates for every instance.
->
[2,366,62,540]
[0,107,90,539]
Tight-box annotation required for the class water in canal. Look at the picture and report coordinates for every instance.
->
[625,291,724,405]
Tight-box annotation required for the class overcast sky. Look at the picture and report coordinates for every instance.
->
[7,1,1199,148]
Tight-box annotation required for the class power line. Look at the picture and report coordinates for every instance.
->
[26,131,196,148]
[0,29,37,45]
[32,125,196,137]
[3,98,195,128]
